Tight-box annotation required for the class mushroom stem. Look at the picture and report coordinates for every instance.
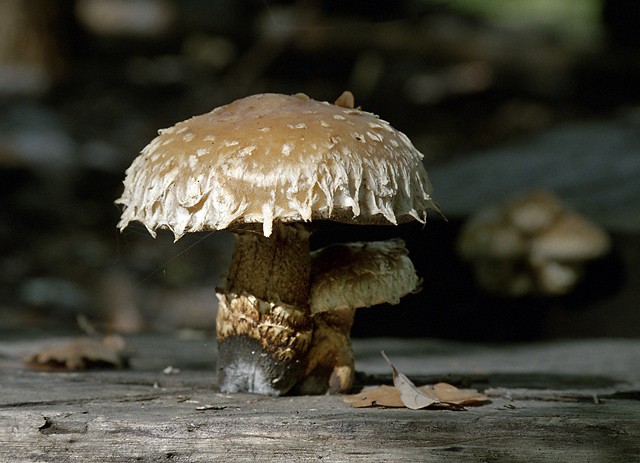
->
[293,308,357,395]
[216,223,313,395]
[226,223,312,306]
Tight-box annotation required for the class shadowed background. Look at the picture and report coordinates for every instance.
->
[1,0,639,341]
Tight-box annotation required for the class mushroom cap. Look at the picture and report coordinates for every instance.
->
[116,92,441,238]
[505,189,564,236]
[529,212,612,262]
[309,239,420,315]
[456,207,528,260]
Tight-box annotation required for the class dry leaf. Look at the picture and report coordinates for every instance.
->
[23,335,131,370]
[419,382,488,405]
[381,351,441,409]
[343,352,488,409]
[343,385,407,408]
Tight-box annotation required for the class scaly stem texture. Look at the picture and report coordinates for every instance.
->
[226,223,311,309]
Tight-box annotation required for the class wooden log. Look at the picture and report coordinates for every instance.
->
[1,334,639,462]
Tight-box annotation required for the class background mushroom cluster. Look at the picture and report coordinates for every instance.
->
[457,190,612,297]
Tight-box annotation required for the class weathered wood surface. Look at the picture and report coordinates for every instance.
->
[1,333,639,462]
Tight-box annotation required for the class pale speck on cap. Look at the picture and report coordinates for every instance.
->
[238,145,257,157]
[367,131,383,142]
[188,154,198,168]
[282,143,293,156]
[380,122,395,133]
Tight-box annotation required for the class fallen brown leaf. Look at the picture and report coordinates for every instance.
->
[343,384,408,408]
[419,382,488,405]
[23,334,131,370]
[382,351,441,409]
[343,352,488,409]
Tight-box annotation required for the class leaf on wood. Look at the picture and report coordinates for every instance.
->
[23,334,131,370]
[382,350,441,409]
[343,384,409,408]
[343,352,488,410]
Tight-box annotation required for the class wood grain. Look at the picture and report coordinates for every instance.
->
[1,334,639,462]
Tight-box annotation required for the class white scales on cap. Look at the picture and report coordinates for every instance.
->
[116,92,440,239]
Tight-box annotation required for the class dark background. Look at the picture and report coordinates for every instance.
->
[1,0,639,342]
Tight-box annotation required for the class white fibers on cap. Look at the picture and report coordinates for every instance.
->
[116,93,440,239]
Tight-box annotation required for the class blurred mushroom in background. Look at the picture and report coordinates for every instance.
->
[457,189,611,297]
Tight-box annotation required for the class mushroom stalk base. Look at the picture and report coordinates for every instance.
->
[217,224,312,395]
[216,291,312,394]
[293,308,356,395]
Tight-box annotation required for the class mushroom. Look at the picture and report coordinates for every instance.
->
[456,206,532,297]
[457,189,611,297]
[505,189,564,236]
[116,91,441,395]
[529,212,612,295]
[295,238,421,394]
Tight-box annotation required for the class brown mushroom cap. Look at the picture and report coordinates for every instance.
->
[309,239,420,315]
[505,189,564,236]
[456,207,528,260]
[529,212,612,263]
[116,92,441,238]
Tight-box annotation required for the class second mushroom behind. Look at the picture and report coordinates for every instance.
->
[116,91,442,395]
[295,238,422,395]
